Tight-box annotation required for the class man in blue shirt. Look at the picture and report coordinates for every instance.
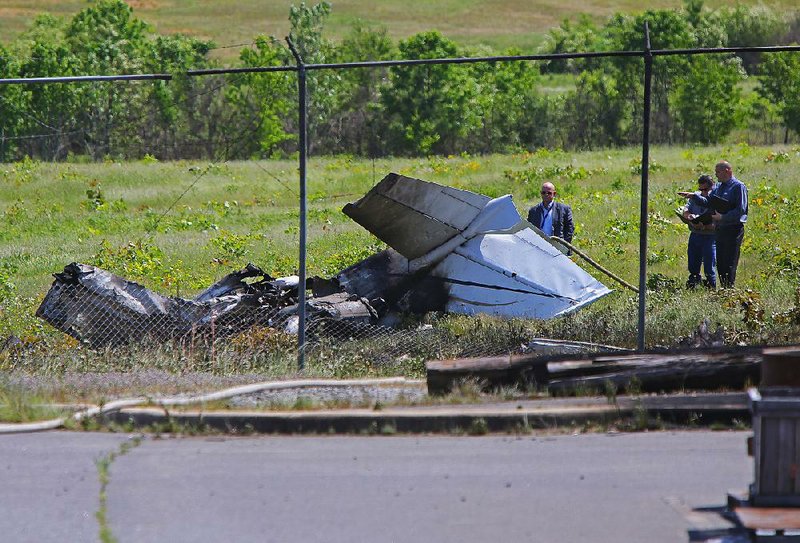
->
[681,174,716,289]
[679,161,748,287]
[527,182,574,243]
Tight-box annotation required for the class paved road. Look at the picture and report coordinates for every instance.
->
[1,431,750,542]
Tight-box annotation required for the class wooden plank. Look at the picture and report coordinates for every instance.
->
[592,355,653,364]
[791,419,800,496]
[427,355,514,372]
[777,418,796,495]
[426,345,764,395]
[752,397,800,415]
[425,353,550,394]
[548,359,759,395]
[754,411,763,495]
[663,496,736,531]
[734,507,800,530]
[762,418,781,495]
[762,347,800,387]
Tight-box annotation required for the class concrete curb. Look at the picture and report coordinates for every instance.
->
[106,392,751,434]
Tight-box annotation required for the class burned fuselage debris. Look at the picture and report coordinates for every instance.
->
[36,262,299,347]
[37,262,382,347]
[37,173,611,346]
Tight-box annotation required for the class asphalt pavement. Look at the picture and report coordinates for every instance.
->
[1,430,751,543]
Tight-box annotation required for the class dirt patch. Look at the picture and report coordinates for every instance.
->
[0,8,36,16]
[126,0,161,9]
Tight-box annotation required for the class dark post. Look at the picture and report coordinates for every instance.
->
[287,38,308,371]
[747,347,800,507]
[637,23,653,352]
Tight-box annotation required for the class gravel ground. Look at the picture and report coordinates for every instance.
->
[225,383,429,408]
[1,370,429,408]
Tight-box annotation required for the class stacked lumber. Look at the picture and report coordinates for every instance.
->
[426,345,763,395]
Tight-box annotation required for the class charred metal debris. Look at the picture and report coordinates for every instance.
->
[36,173,611,347]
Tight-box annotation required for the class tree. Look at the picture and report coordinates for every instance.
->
[14,15,83,160]
[142,34,216,159]
[226,36,294,158]
[65,0,151,158]
[683,0,727,49]
[720,4,789,74]
[325,21,395,155]
[0,44,25,161]
[381,31,480,155]
[673,55,744,143]
[539,16,607,74]
[287,2,340,154]
[562,70,629,149]
[758,49,800,142]
[605,9,697,144]
[468,49,545,152]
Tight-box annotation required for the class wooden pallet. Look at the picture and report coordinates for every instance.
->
[734,506,800,540]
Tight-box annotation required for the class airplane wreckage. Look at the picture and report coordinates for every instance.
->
[36,173,612,347]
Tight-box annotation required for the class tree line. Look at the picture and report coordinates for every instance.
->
[1,0,800,162]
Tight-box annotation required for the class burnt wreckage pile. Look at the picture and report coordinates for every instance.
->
[37,173,611,347]
[35,263,378,348]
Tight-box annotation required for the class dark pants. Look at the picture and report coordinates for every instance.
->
[715,224,744,288]
[687,232,716,286]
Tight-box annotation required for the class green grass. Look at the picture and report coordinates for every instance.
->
[2,145,798,303]
[2,145,800,384]
[1,0,798,58]
[0,383,66,422]
[95,436,141,543]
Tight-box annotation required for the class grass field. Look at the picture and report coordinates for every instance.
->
[1,0,798,57]
[1,144,800,412]
[3,1,800,415]
[2,144,800,359]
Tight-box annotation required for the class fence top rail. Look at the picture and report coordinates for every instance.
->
[654,44,800,56]
[307,44,800,70]
[4,43,800,85]
[0,73,173,85]
[305,49,641,70]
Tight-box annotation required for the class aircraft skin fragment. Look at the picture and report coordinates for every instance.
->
[343,173,490,260]
[342,174,611,319]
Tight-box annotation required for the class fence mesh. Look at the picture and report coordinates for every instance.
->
[9,264,544,375]
[9,39,800,382]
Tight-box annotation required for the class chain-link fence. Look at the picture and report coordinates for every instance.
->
[4,31,800,378]
[23,260,580,374]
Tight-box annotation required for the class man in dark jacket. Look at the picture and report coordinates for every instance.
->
[527,182,574,243]
[679,161,748,287]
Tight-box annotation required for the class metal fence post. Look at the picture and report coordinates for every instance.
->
[637,22,653,352]
[287,37,308,371]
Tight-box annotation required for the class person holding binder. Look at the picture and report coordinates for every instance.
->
[679,161,748,287]
[679,174,716,289]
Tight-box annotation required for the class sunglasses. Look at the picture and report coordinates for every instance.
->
[541,191,554,195]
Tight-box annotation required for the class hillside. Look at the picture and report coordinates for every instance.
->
[1,0,797,56]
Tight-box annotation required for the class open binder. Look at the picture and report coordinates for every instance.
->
[675,209,713,226]
[708,194,735,213]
